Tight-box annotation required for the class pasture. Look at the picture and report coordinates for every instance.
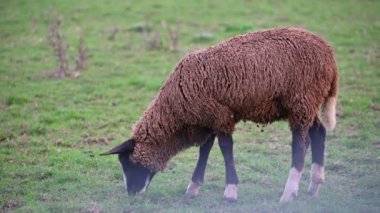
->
[1,0,379,212]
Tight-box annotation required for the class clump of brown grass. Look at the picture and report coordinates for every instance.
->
[162,20,180,52]
[141,22,162,50]
[47,17,87,78]
[47,17,69,78]
[139,19,180,51]
[73,35,87,77]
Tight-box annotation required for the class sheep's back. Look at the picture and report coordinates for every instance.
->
[177,28,337,124]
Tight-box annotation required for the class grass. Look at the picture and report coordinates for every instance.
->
[1,0,379,212]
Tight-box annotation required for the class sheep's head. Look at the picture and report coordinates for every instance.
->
[101,139,156,195]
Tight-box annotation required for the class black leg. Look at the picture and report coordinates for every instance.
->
[280,124,309,202]
[290,124,309,171]
[308,121,326,196]
[218,132,239,185]
[218,132,239,201]
[309,121,326,166]
[186,134,216,197]
[191,134,216,184]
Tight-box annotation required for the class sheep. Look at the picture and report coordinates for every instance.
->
[102,27,338,202]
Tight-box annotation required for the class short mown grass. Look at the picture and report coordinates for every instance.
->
[1,0,379,212]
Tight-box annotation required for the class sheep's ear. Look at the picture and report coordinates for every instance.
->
[100,139,135,155]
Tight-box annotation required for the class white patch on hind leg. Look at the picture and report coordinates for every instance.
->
[122,173,127,190]
[224,184,238,202]
[280,167,303,202]
[186,181,202,198]
[308,163,325,197]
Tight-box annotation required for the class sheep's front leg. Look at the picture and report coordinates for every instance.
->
[280,125,309,202]
[186,134,216,198]
[218,133,239,202]
[308,121,326,197]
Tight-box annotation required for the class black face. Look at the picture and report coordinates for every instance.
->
[118,152,156,195]
[101,139,156,195]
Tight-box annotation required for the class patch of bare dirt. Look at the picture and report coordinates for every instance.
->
[80,200,104,213]
[370,103,380,111]
[53,135,114,148]
[81,136,111,146]
[1,200,24,212]
[372,141,380,149]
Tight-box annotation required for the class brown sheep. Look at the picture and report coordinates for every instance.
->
[102,27,338,202]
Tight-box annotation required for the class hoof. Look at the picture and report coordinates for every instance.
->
[307,182,322,197]
[280,190,298,202]
[223,184,238,202]
[186,181,202,198]
[280,168,302,202]
[308,163,325,197]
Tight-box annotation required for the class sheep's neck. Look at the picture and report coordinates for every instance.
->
[130,98,183,171]
[131,109,213,171]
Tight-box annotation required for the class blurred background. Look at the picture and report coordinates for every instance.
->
[1,0,379,212]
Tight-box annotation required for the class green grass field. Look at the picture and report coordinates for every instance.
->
[1,0,379,212]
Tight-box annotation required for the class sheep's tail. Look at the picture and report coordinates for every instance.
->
[321,96,337,130]
[320,71,338,130]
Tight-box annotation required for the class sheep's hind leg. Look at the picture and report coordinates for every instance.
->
[186,134,216,198]
[218,133,239,202]
[280,124,310,202]
[308,121,326,197]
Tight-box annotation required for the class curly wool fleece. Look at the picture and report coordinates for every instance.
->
[130,27,338,172]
